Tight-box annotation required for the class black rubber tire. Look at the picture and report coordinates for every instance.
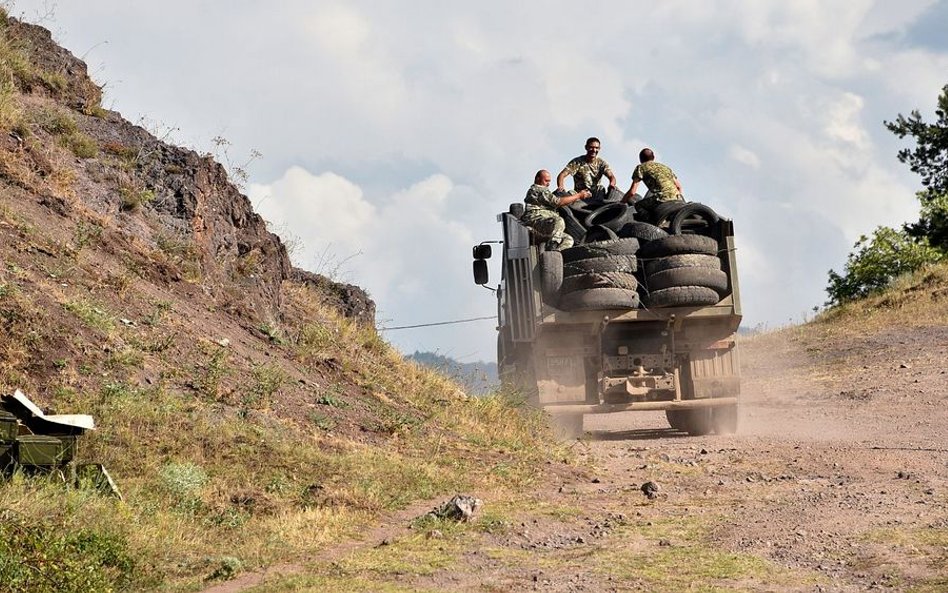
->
[665,410,687,431]
[651,201,688,225]
[712,404,738,434]
[561,271,638,294]
[539,251,563,306]
[669,203,720,235]
[645,286,721,308]
[647,267,728,294]
[568,200,594,217]
[559,287,640,311]
[681,409,714,436]
[676,218,711,235]
[617,222,668,243]
[584,203,634,231]
[645,253,721,276]
[638,234,719,258]
[508,203,525,218]
[605,187,625,203]
[559,208,586,242]
[582,225,619,244]
[563,255,637,276]
[562,238,640,263]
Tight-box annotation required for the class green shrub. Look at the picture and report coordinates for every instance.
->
[826,226,943,305]
[0,510,137,593]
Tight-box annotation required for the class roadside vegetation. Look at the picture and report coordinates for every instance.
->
[0,11,569,592]
[825,84,948,305]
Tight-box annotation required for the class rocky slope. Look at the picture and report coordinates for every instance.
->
[0,14,562,592]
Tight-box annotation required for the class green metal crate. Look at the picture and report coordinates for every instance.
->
[16,435,74,466]
[0,441,12,469]
[0,410,17,441]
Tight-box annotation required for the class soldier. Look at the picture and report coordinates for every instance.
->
[556,137,618,200]
[522,170,591,251]
[622,147,684,208]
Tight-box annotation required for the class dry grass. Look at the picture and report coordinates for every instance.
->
[813,262,948,333]
[0,15,571,589]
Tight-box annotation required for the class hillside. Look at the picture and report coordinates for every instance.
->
[0,13,567,592]
[240,263,948,593]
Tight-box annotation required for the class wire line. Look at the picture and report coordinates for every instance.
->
[379,315,497,331]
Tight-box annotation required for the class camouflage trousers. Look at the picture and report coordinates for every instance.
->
[522,214,574,251]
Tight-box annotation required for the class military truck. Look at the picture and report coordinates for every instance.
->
[473,198,741,436]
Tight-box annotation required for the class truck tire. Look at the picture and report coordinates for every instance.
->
[645,286,720,308]
[650,201,688,225]
[665,410,687,431]
[561,271,638,293]
[681,409,714,436]
[540,251,563,306]
[559,208,586,242]
[712,404,738,434]
[581,225,619,244]
[617,222,668,243]
[584,203,634,231]
[669,203,720,235]
[646,267,728,294]
[644,253,721,276]
[559,287,640,310]
[563,255,637,276]
[638,234,719,259]
[562,238,640,263]
[605,187,625,203]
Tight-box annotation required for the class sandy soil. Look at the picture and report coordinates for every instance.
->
[207,324,948,593]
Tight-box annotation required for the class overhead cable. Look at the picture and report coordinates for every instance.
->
[379,315,497,331]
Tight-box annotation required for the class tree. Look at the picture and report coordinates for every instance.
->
[885,84,948,250]
[825,84,948,305]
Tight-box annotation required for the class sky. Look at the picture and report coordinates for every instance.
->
[10,1,948,363]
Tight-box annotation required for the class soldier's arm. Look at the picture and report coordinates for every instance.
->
[603,162,617,188]
[674,177,683,194]
[556,168,570,191]
[558,189,592,206]
[623,180,641,203]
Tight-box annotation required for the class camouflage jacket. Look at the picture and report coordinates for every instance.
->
[631,161,681,201]
[522,184,561,222]
[562,156,613,191]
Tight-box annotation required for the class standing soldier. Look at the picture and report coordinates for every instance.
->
[556,137,618,200]
[522,170,591,251]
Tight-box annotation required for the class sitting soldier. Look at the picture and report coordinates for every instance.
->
[522,169,590,251]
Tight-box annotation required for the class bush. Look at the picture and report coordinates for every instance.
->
[0,510,137,593]
[825,227,943,305]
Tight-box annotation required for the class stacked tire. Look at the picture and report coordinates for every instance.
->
[557,238,640,310]
[638,235,728,308]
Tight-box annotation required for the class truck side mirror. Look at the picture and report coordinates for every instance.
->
[472,244,492,260]
[473,260,489,285]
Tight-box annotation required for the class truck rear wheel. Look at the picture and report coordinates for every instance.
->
[712,404,738,434]
[665,409,714,435]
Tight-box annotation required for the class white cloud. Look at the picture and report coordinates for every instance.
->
[19,0,948,361]
[729,145,761,169]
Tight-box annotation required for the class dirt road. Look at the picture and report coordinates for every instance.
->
[216,324,948,592]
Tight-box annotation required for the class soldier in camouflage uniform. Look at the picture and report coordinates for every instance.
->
[522,170,591,251]
[622,147,683,209]
[556,137,618,200]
